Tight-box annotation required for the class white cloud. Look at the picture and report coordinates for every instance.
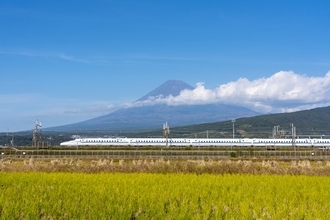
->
[0,93,39,104]
[0,93,118,131]
[0,93,116,118]
[130,71,330,113]
[0,49,90,63]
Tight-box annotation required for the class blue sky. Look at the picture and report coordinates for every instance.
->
[1,1,330,132]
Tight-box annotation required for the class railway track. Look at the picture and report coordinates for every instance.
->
[1,148,330,159]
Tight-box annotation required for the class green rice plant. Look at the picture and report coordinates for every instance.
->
[1,173,330,219]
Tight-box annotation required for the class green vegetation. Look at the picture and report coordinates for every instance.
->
[142,106,330,139]
[75,105,330,139]
[1,172,330,219]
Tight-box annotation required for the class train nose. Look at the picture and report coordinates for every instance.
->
[60,141,73,146]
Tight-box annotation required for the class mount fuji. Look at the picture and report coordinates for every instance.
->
[47,80,260,131]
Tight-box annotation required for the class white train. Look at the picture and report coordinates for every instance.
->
[60,137,330,148]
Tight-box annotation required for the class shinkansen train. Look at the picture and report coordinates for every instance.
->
[60,137,330,148]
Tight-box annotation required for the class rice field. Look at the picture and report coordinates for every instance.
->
[1,172,330,219]
[2,158,330,175]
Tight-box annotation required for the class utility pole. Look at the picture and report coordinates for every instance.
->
[163,122,170,148]
[291,123,296,154]
[232,119,236,139]
[33,119,42,148]
[231,119,236,151]
[10,134,14,147]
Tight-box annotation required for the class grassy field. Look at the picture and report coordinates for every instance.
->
[1,172,330,219]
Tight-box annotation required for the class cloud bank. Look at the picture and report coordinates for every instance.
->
[129,71,330,113]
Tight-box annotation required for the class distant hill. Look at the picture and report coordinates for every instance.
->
[47,80,260,131]
[165,106,330,139]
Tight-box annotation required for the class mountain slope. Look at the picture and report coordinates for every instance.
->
[50,103,259,131]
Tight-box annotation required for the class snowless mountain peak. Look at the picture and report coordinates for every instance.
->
[136,80,194,102]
